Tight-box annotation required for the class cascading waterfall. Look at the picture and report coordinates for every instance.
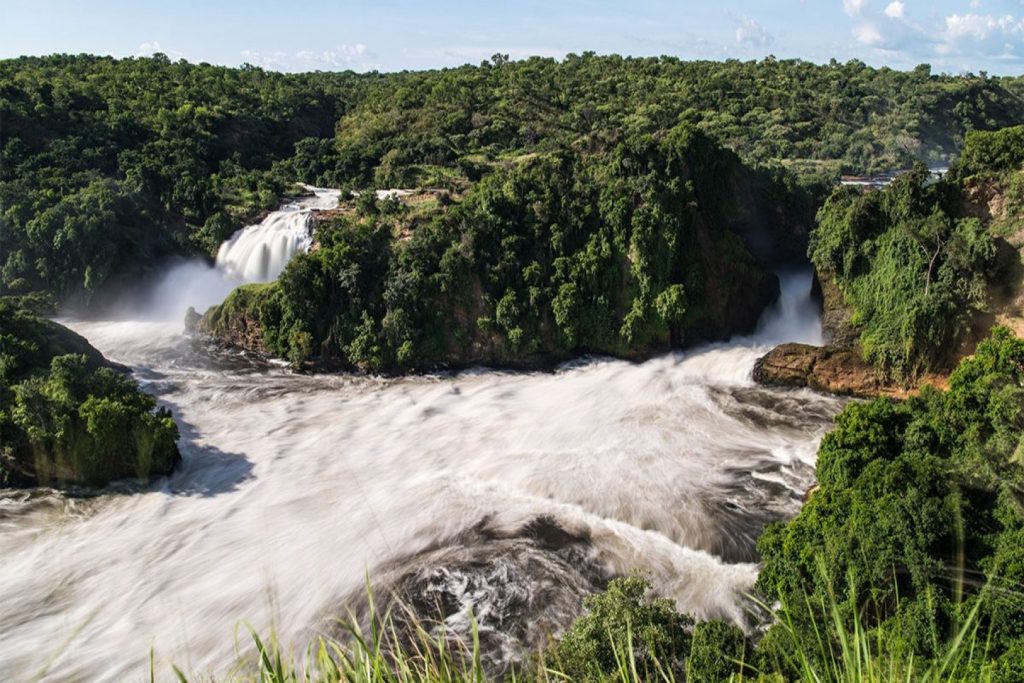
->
[215,187,341,283]
[135,186,340,322]
[0,196,844,680]
[214,212,313,283]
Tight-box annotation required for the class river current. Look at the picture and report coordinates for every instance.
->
[0,193,844,681]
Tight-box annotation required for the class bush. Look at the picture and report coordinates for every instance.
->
[549,576,693,680]
[756,327,1024,667]
[958,125,1024,176]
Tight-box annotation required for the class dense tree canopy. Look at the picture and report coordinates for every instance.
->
[756,327,1024,675]
[3,53,1023,306]
[0,302,180,487]
[201,125,803,371]
[810,125,1024,381]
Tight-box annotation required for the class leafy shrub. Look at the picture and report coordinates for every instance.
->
[549,576,692,680]
[757,327,1024,665]
[958,125,1024,176]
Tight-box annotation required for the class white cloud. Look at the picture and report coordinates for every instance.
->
[943,13,1021,41]
[853,22,884,45]
[137,41,184,60]
[883,1,904,19]
[843,0,868,17]
[841,0,1023,68]
[939,13,1024,56]
[735,16,774,47]
[241,44,376,71]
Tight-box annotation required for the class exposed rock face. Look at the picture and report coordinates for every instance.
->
[195,285,270,355]
[753,343,950,398]
[753,343,882,397]
[814,270,859,347]
[964,178,1011,223]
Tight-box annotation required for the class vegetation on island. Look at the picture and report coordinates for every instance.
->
[0,302,179,487]
[755,326,1024,679]
[201,125,813,371]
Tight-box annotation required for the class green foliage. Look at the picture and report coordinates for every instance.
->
[0,302,179,487]
[549,576,693,680]
[1,54,351,301]
[687,620,751,682]
[756,327,1024,669]
[958,125,1024,176]
[4,54,1023,306]
[203,127,783,370]
[810,164,1000,380]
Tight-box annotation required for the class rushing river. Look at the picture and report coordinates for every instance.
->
[0,194,844,681]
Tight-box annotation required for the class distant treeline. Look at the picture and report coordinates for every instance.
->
[3,53,1024,304]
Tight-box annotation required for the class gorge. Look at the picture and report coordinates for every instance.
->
[0,196,844,679]
[2,53,1023,682]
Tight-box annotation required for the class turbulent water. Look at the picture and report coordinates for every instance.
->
[216,187,340,283]
[131,186,339,321]
[0,191,844,681]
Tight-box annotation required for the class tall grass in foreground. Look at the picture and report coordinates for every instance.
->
[168,575,1013,683]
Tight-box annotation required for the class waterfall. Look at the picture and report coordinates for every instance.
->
[214,187,340,283]
[214,211,313,283]
[133,186,340,322]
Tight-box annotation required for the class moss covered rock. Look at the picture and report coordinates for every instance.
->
[0,303,180,488]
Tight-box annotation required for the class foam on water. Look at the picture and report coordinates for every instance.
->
[133,186,341,323]
[0,245,843,679]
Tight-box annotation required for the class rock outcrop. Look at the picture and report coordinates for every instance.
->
[753,343,881,397]
[813,270,859,347]
[753,342,950,398]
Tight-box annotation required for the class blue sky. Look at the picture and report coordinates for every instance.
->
[2,0,1024,75]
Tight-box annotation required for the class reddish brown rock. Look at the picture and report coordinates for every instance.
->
[753,343,883,397]
[753,343,950,398]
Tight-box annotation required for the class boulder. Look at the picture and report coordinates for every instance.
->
[753,343,883,397]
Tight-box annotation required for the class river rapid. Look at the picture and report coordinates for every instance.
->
[0,193,844,681]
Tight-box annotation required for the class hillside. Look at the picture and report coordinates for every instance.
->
[3,54,1024,308]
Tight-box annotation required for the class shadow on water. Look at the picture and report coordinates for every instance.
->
[162,406,255,498]
[0,410,254,526]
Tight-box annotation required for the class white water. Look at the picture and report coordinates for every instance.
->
[215,187,340,283]
[133,186,340,322]
[0,255,841,679]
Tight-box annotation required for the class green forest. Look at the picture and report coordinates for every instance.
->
[3,53,1024,306]
[1,52,1024,682]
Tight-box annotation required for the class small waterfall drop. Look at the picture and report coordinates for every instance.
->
[215,186,340,283]
[132,186,340,322]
